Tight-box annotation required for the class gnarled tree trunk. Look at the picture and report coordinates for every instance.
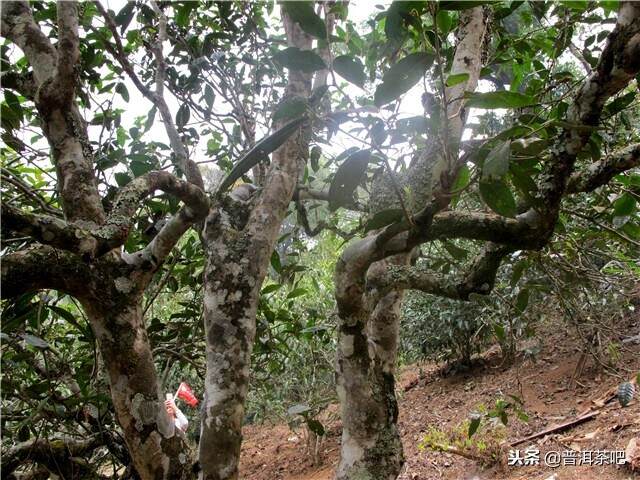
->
[1,2,208,478]
[335,256,408,480]
[197,7,318,479]
[84,295,191,479]
[334,6,490,479]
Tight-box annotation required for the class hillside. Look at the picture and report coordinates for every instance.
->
[240,316,640,480]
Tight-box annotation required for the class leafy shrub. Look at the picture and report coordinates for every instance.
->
[401,292,490,367]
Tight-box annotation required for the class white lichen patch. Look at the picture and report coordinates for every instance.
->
[131,393,157,431]
[340,334,355,357]
[338,430,367,475]
[114,276,134,294]
[228,290,243,302]
[204,289,226,313]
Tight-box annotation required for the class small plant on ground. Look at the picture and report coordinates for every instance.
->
[418,396,528,467]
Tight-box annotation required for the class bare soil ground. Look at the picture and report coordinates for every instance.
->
[239,316,640,480]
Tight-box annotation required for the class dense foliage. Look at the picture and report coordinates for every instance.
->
[1,1,638,479]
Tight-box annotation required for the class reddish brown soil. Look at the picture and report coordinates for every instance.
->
[239,319,640,480]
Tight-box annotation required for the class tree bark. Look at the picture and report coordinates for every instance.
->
[335,255,408,480]
[333,7,489,479]
[197,8,316,479]
[84,296,192,480]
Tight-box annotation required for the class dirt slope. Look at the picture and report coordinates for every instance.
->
[239,319,640,480]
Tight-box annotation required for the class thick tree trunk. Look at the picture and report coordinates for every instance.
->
[197,8,315,480]
[84,297,192,480]
[198,229,261,480]
[335,256,408,480]
[334,7,490,478]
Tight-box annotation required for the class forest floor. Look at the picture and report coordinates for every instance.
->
[239,313,640,480]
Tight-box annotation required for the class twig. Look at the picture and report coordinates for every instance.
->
[564,208,640,248]
[509,410,599,447]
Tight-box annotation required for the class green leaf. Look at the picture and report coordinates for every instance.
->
[261,284,282,295]
[273,47,326,73]
[218,117,305,193]
[116,126,127,147]
[482,141,511,181]
[114,172,131,187]
[328,150,371,211]
[510,259,528,287]
[468,416,481,437]
[493,323,506,342]
[175,2,197,27]
[115,83,130,102]
[613,193,636,217]
[270,251,282,274]
[436,10,453,33]
[3,91,23,123]
[445,72,469,87]
[306,418,325,436]
[515,288,530,314]
[333,55,366,87]
[364,209,404,232]
[310,145,322,172]
[479,180,517,217]
[605,91,636,116]
[374,53,434,107]
[176,104,190,128]
[273,96,307,123]
[443,241,468,260]
[451,164,471,208]
[452,164,471,192]
[370,120,387,146]
[204,85,215,110]
[131,159,153,177]
[115,2,135,34]
[465,91,535,109]
[282,1,327,39]
[385,2,426,43]
[286,288,308,299]
[145,106,157,132]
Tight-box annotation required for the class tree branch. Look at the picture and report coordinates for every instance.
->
[367,243,513,299]
[93,1,153,98]
[0,245,93,299]
[0,1,57,85]
[1,435,102,478]
[52,0,80,105]
[340,3,640,290]
[1,169,62,216]
[94,1,204,189]
[2,0,106,224]
[2,172,209,259]
[536,1,640,214]
[566,143,640,193]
